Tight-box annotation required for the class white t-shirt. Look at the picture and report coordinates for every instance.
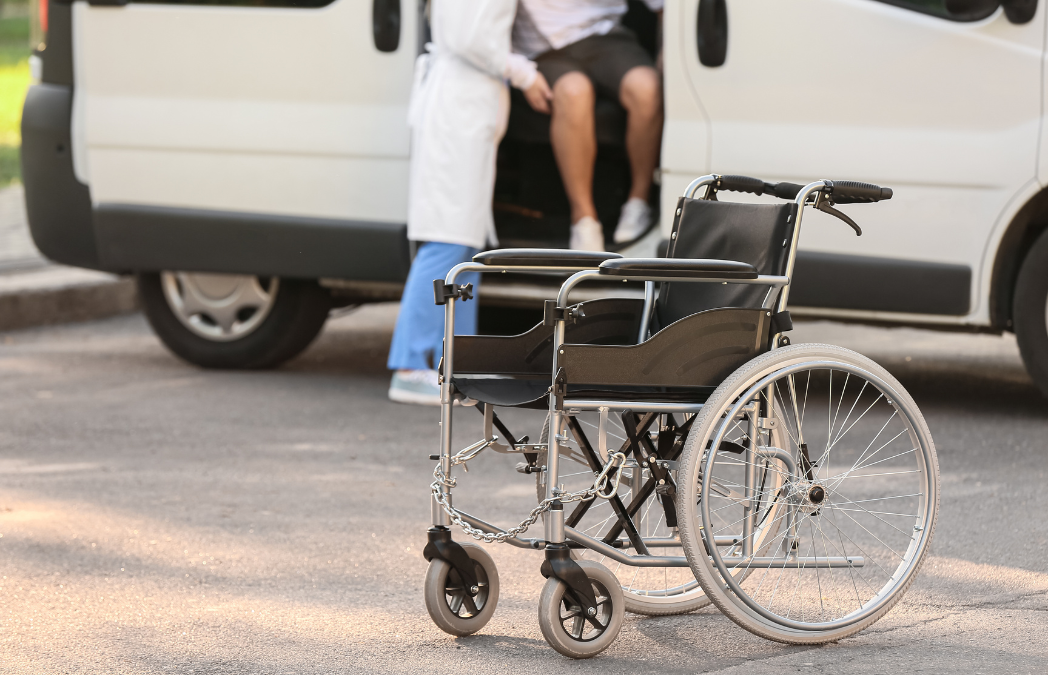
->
[513,0,664,58]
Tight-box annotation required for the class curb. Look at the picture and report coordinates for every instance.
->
[0,266,139,332]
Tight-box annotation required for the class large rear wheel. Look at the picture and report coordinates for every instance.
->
[678,344,939,644]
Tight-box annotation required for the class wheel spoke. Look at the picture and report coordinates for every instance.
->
[570,615,585,639]
[695,359,935,633]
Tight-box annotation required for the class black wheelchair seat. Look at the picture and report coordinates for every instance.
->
[450,197,796,408]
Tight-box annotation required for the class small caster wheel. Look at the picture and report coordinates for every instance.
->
[424,542,499,636]
[537,560,624,659]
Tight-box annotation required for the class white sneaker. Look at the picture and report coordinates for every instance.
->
[388,369,441,406]
[570,216,605,252]
[613,198,653,244]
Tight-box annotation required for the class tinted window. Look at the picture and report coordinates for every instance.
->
[875,0,998,20]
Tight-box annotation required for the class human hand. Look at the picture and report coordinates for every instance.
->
[524,72,553,114]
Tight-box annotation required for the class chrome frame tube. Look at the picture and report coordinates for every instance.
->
[777,180,827,314]
[720,556,865,569]
[743,404,758,557]
[434,293,456,527]
[545,313,568,542]
[564,400,705,414]
[565,527,690,567]
[557,270,788,308]
[638,280,655,343]
[684,174,718,199]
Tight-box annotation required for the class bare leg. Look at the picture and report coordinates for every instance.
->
[619,66,663,202]
[550,72,598,224]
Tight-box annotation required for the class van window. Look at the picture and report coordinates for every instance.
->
[132,0,335,7]
[875,0,997,20]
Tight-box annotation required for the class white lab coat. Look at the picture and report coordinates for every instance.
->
[406,0,520,249]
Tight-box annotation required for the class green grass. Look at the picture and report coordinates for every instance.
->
[0,16,31,186]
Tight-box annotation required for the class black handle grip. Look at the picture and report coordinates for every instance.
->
[829,181,893,204]
[716,176,804,201]
[717,175,765,195]
[771,182,804,200]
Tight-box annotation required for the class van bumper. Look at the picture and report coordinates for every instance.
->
[21,83,100,270]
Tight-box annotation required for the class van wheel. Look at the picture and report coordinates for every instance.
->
[137,272,331,369]
[1014,229,1048,399]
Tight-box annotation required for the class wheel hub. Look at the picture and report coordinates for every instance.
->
[788,479,829,515]
[160,272,278,342]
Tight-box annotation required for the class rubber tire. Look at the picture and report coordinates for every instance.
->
[677,343,940,645]
[536,414,713,617]
[537,560,625,659]
[424,542,500,637]
[1014,228,1048,399]
[137,273,331,370]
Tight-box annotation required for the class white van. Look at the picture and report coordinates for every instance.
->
[22,0,1048,397]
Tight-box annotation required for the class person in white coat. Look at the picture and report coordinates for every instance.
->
[388,0,551,405]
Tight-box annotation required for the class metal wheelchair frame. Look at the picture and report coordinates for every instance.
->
[422,173,934,655]
[429,175,827,553]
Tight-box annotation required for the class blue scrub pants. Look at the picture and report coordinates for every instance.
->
[387,242,481,371]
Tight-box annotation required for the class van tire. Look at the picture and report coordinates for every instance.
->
[137,272,331,370]
[1013,229,1048,399]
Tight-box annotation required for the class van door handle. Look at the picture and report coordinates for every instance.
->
[697,0,728,67]
[373,0,401,53]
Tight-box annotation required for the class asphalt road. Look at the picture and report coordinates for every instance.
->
[1,305,1046,674]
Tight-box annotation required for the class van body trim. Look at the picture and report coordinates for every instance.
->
[790,250,971,316]
[93,204,411,282]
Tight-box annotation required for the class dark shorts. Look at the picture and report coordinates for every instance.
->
[535,27,655,101]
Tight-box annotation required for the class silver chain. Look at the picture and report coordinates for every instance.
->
[431,441,628,544]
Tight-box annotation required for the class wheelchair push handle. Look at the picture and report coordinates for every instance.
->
[826,180,893,204]
[715,175,806,200]
[716,174,765,195]
[713,175,892,205]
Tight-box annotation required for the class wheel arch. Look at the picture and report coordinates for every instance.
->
[990,185,1048,331]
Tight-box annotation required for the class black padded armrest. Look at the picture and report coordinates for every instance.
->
[598,258,758,279]
[474,248,623,267]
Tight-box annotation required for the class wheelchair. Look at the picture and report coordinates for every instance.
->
[421,174,940,658]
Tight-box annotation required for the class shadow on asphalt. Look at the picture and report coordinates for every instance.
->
[871,357,1044,418]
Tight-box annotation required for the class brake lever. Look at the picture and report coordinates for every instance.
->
[816,201,862,236]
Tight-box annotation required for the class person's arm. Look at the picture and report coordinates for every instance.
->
[505,53,553,114]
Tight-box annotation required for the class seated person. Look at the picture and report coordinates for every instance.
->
[514,0,664,252]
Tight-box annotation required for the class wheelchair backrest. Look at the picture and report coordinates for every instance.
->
[655,197,797,327]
